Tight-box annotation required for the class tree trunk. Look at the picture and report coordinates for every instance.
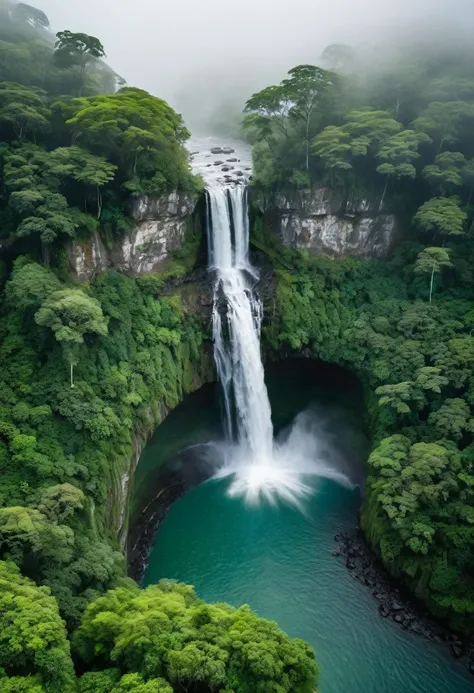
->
[70,362,75,388]
[42,241,51,267]
[379,176,390,211]
[306,118,310,171]
[97,186,102,219]
[429,266,435,303]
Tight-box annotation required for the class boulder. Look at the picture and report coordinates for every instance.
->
[450,643,463,659]
[211,147,223,154]
[379,604,390,618]
[222,147,235,154]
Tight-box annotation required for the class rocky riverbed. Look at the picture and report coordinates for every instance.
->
[334,529,474,675]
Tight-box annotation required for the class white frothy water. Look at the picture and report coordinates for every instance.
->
[212,409,356,508]
[207,185,273,464]
[191,137,353,505]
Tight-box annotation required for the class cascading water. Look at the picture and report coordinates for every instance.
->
[189,137,353,506]
[207,184,273,464]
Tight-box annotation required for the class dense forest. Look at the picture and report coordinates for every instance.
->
[0,2,319,692]
[2,0,474,688]
[246,38,474,633]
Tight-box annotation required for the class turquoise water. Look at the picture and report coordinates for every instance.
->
[139,363,473,693]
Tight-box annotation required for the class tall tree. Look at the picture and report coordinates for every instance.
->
[414,246,453,302]
[35,289,108,387]
[375,129,429,208]
[53,31,106,96]
[413,101,474,152]
[244,84,292,139]
[283,65,336,170]
[423,152,466,195]
[414,197,467,237]
[48,146,117,218]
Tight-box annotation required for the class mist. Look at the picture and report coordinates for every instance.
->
[36,0,474,130]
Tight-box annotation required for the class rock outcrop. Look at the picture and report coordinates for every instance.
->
[69,192,197,282]
[260,188,398,259]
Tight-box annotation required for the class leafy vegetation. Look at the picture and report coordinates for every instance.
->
[247,35,474,635]
[0,4,318,692]
[74,580,318,693]
[258,238,474,634]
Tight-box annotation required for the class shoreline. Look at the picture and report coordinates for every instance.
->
[127,457,473,677]
[334,529,474,675]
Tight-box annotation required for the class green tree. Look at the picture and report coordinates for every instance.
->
[415,366,448,393]
[375,381,423,415]
[73,581,318,693]
[63,89,193,193]
[37,484,85,523]
[376,129,428,207]
[313,110,407,190]
[48,146,117,217]
[414,246,453,302]
[283,64,336,170]
[35,289,108,387]
[54,31,106,96]
[428,398,474,440]
[5,261,60,314]
[413,101,474,152]
[0,82,50,139]
[423,152,466,194]
[0,560,74,692]
[0,677,46,693]
[0,506,74,566]
[244,84,292,139]
[414,197,467,238]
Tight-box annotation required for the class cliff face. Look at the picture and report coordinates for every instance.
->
[69,192,198,281]
[260,188,398,259]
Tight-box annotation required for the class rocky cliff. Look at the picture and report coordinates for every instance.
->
[69,192,198,281]
[260,188,398,259]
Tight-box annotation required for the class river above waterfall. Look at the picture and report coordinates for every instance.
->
[136,362,473,693]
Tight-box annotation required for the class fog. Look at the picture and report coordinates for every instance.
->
[37,0,474,128]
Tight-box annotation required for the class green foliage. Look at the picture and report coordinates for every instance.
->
[414,197,467,236]
[35,288,108,386]
[264,241,474,633]
[414,247,453,302]
[62,88,196,196]
[74,581,318,693]
[0,560,75,692]
[0,258,209,627]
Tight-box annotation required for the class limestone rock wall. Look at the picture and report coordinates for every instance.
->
[260,188,398,259]
[69,192,197,282]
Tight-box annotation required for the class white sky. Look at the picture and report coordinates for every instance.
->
[36,0,473,121]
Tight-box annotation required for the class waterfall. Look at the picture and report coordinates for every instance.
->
[207,184,274,464]
[191,137,349,506]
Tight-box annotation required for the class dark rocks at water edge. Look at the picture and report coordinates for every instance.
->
[128,446,214,581]
[210,147,235,155]
[333,529,474,673]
